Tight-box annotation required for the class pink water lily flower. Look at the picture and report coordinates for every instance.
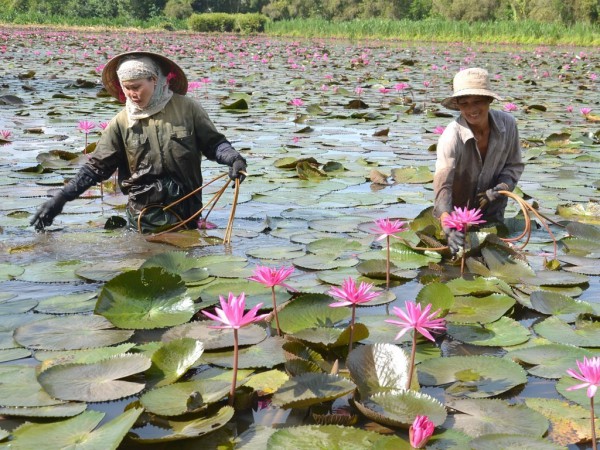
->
[248,265,295,337]
[442,206,486,232]
[371,218,407,241]
[289,98,304,107]
[249,265,295,289]
[0,130,12,140]
[566,356,600,399]
[581,107,592,116]
[503,102,518,112]
[77,120,95,134]
[202,292,268,330]
[386,301,446,342]
[329,277,380,352]
[202,292,268,406]
[386,301,445,389]
[328,277,380,307]
[410,415,435,449]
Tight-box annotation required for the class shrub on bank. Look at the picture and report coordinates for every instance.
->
[188,12,267,33]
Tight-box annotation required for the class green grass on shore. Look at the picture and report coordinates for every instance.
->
[1,13,598,47]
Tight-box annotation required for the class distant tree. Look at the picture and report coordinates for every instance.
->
[432,0,500,21]
[164,0,193,19]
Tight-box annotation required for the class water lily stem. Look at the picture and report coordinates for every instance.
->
[386,235,391,289]
[271,286,282,337]
[230,328,239,407]
[406,331,417,390]
[591,397,597,450]
[348,305,356,353]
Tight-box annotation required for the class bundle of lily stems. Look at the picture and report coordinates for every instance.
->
[137,172,243,244]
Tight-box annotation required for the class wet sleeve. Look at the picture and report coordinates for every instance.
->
[433,130,457,218]
[85,118,126,181]
[496,115,524,190]
[192,102,229,161]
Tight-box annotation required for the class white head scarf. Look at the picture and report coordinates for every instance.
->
[117,56,173,127]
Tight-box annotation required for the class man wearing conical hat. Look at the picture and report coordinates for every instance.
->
[434,67,524,254]
[31,51,247,233]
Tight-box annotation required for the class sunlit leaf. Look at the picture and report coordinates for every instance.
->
[272,373,356,408]
[95,267,196,329]
[38,354,151,402]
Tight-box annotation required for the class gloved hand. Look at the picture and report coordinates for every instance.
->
[477,182,509,209]
[229,157,247,184]
[30,192,67,231]
[443,227,465,256]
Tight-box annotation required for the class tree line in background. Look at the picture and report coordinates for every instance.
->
[1,0,598,24]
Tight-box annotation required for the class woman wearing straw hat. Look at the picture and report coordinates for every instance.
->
[433,67,524,254]
[30,51,247,233]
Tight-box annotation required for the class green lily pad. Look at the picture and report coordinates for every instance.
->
[354,259,418,281]
[162,321,266,350]
[480,246,536,283]
[201,336,286,369]
[277,294,350,334]
[0,298,37,315]
[505,344,600,379]
[292,254,358,270]
[16,260,85,283]
[34,343,136,364]
[468,434,563,449]
[147,338,204,388]
[13,315,134,351]
[129,406,234,443]
[0,365,64,407]
[75,259,144,282]
[139,368,250,416]
[447,316,530,346]
[347,343,411,397]
[446,294,515,324]
[272,373,356,409]
[391,166,433,184]
[418,355,527,398]
[354,390,447,428]
[533,316,600,347]
[0,402,87,418]
[246,245,305,260]
[4,408,142,450]
[520,270,589,287]
[0,263,24,280]
[266,425,410,449]
[291,323,369,347]
[37,354,152,402]
[529,290,593,322]
[34,291,97,314]
[245,369,289,395]
[416,282,455,314]
[525,397,600,446]
[95,267,196,329]
[556,375,600,408]
[446,277,514,297]
[0,347,31,363]
[448,398,549,438]
[141,251,211,284]
[306,237,365,255]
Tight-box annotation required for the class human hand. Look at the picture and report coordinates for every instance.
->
[229,158,247,184]
[477,182,509,209]
[443,227,465,255]
[30,193,67,231]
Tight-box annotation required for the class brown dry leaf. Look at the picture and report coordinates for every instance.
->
[372,128,389,137]
[369,169,390,186]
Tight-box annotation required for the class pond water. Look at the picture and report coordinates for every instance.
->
[1,27,599,449]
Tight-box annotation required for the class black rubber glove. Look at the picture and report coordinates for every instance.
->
[443,227,465,255]
[30,168,98,231]
[477,182,509,209]
[30,192,67,231]
[229,157,247,184]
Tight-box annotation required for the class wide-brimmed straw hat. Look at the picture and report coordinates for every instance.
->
[441,67,502,111]
[101,51,188,102]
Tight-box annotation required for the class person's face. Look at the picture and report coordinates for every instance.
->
[456,95,492,128]
[121,77,156,108]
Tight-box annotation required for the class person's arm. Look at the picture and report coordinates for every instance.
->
[192,102,247,182]
[30,120,123,230]
[433,128,457,219]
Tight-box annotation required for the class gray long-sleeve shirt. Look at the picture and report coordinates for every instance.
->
[433,109,524,223]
